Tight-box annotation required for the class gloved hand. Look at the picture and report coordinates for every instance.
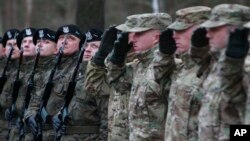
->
[4,107,16,121]
[110,32,132,65]
[226,28,249,59]
[191,27,209,48]
[26,116,38,135]
[93,26,118,66]
[52,113,63,132]
[159,29,177,54]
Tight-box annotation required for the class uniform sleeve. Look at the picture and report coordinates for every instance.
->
[106,59,134,93]
[85,60,110,96]
[24,71,48,120]
[152,48,175,82]
[199,54,246,141]
[84,60,110,140]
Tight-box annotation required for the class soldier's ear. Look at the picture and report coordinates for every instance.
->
[54,47,58,55]
[152,30,161,45]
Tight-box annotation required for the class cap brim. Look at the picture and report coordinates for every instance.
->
[168,21,193,31]
[200,20,227,29]
[244,22,250,28]
[116,24,150,32]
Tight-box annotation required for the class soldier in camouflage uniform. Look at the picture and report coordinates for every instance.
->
[243,22,250,124]
[6,27,37,141]
[23,28,57,141]
[52,28,109,141]
[85,25,139,141]
[0,29,20,140]
[162,6,211,141]
[197,4,250,141]
[24,24,82,141]
[106,13,173,141]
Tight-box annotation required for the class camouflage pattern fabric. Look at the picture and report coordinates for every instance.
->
[168,6,211,30]
[116,13,172,32]
[165,45,210,141]
[201,4,250,28]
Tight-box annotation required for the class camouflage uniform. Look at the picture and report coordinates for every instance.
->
[164,6,212,141]
[106,53,137,141]
[8,57,36,141]
[7,28,37,141]
[243,22,250,124]
[0,29,20,140]
[0,59,19,140]
[198,4,250,141]
[23,56,55,141]
[37,54,79,140]
[107,13,173,141]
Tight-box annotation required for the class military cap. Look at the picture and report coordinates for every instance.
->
[168,6,211,30]
[55,24,82,42]
[201,4,250,28]
[33,28,56,45]
[2,28,20,47]
[78,28,103,49]
[85,28,103,43]
[116,13,172,32]
[16,27,36,48]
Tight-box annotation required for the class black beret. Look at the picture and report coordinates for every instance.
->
[2,28,20,47]
[33,28,56,45]
[55,24,82,42]
[16,27,36,48]
[85,28,103,43]
[78,34,87,49]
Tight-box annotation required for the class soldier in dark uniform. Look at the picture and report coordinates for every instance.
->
[25,24,82,141]
[0,29,20,140]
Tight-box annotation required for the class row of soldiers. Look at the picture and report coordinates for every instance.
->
[0,2,250,141]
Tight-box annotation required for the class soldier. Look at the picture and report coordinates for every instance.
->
[163,6,211,141]
[84,26,123,141]
[25,24,82,140]
[197,4,250,141]
[6,27,37,141]
[243,22,250,124]
[0,29,20,140]
[106,13,173,140]
[23,28,57,141]
[51,28,109,141]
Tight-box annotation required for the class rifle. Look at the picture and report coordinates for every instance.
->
[35,36,68,141]
[5,48,23,140]
[55,36,86,141]
[0,46,14,94]
[18,47,40,141]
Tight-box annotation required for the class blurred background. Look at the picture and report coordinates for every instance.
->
[0,0,249,34]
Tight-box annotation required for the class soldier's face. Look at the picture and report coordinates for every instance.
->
[0,44,5,58]
[5,39,20,59]
[173,25,197,54]
[206,25,231,51]
[129,30,160,53]
[57,34,80,56]
[22,36,36,57]
[36,39,57,57]
[83,41,100,61]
